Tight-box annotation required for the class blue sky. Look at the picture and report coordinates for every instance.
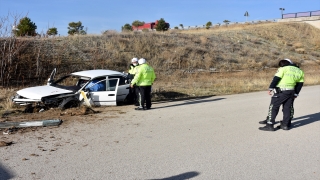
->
[1,0,320,36]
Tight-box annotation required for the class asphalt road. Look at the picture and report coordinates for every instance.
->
[1,85,319,180]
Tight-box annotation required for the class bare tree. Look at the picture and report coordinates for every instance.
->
[0,13,30,86]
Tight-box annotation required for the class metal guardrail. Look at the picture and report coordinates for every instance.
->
[282,10,320,19]
[172,10,320,30]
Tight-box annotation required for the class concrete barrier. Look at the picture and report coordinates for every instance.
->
[277,16,320,29]
[278,16,320,22]
[305,21,320,29]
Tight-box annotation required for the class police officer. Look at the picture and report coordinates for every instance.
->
[127,58,139,105]
[129,58,138,75]
[259,59,304,131]
[259,61,302,127]
[130,58,156,110]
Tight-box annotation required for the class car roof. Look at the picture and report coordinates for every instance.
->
[71,69,125,79]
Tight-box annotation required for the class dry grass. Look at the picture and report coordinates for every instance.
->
[0,88,18,112]
[1,21,320,110]
[3,22,320,84]
[152,65,320,100]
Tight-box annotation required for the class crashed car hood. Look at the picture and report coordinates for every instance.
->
[17,85,73,100]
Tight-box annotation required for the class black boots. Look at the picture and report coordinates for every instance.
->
[259,124,275,131]
[259,122,290,131]
[276,121,290,130]
[277,125,290,130]
[259,116,275,131]
[259,120,267,124]
[259,118,291,131]
[259,116,268,124]
[135,107,145,110]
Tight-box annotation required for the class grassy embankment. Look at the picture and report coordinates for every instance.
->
[0,21,319,111]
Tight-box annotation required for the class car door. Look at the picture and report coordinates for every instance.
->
[117,84,130,101]
[108,75,130,102]
[88,78,119,106]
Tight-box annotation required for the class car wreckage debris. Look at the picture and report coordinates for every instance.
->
[0,119,62,129]
[0,141,13,147]
[80,91,91,107]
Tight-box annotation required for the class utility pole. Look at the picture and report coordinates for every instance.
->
[279,8,285,19]
[244,11,249,22]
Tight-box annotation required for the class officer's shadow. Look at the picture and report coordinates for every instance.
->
[290,112,320,129]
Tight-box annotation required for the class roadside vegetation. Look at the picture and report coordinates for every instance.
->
[1,18,320,112]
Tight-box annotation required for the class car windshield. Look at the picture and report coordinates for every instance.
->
[51,75,90,92]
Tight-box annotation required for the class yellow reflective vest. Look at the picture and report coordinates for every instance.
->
[128,65,136,74]
[275,66,304,89]
[131,64,156,86]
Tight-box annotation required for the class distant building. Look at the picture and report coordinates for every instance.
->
[132,20,170,31]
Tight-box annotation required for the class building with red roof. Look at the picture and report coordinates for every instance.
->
[132,20,170,31]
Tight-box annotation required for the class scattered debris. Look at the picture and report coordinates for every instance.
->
[24,105,47,113]
[0,119,62,129]
[81,106,97,115]
[60,106,98,116]
[2,127,18,134]
[80,91,91,107]
[0,141,13,147]
[1,110,23,118]
[30,153,39,157]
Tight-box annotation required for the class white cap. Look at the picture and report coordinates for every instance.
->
[131,58,138,63]
[138,58,146,64]
[284,58,293,64]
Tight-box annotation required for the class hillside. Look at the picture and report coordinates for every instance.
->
[0,21,319,97]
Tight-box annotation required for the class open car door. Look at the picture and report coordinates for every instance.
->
[88,78,119,106]
[47,68,57,85]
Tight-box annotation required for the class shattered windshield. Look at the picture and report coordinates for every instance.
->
[51,75,90,92]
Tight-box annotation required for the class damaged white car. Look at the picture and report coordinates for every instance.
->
[12,68,131,109]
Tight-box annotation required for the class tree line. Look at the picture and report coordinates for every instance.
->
[12,17,171,37]
[11,17,87,37]
[12,16,235,37]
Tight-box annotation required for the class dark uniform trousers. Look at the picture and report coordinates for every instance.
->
[128,85,135,103]
[267,90,295,126]
[129,85,140,105]
[138,86,152,108]
[134,86,140,105]
[128,77,140,105]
